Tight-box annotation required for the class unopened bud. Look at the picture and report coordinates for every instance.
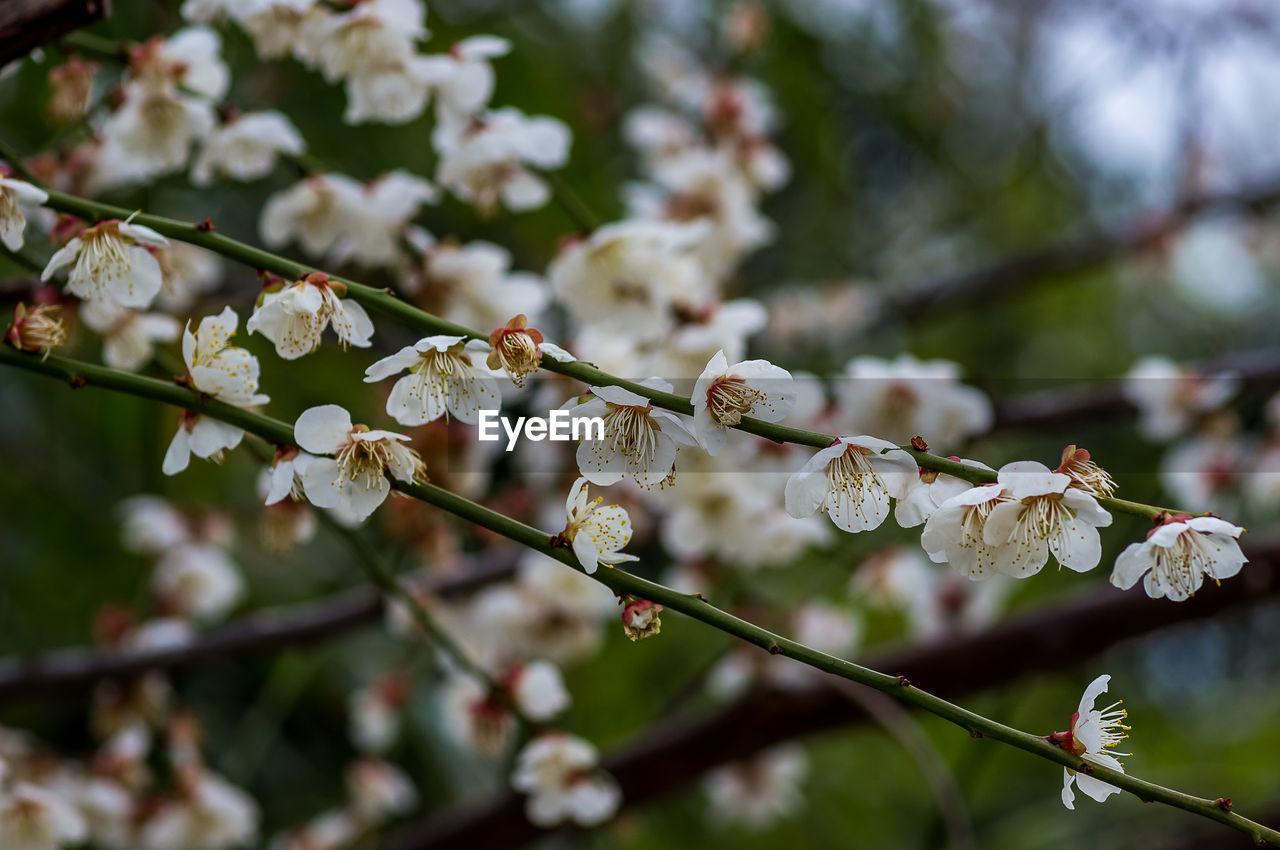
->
[487,314,544,386]
[621,598,662,642]
[7,302,66,359]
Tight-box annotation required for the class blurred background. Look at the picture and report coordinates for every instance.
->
[2,0,1280,848]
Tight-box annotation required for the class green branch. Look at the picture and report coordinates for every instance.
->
[32,187,1177,521]
[2,342,1275,846]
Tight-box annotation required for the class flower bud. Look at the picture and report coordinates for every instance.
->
[487,314,544,386]
[1057,445,1116,498]
[7,302,67,359]
[621,598,662,642]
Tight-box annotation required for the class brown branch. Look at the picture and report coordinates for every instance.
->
[382,542,1280,850]
[873,177,1280,326]
[991,346,1280,431]
[0,0,109,67]
[0,550,518,702]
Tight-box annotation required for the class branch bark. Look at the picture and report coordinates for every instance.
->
[0,0,109,67]
[0,551,517,702]
[382,544,1280,850]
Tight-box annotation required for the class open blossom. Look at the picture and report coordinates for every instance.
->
[0,175,48,251]
[341,56,437,126]
[42,218,170,308]
[260,174,364,258]
[6,302,66,359]
[785,436,919,533]
[1052,674,1129,810]
[981,461,1113,577]
[346,759,417,825]
[1111,515,1247,601]
[304,0,425,83]
[364,335,501,426]
[1056,445,1116,498]
[920,484,1016,580]
[80,299,180,371]
[560,477,638,574]
[164,308,269,475]
[135,27,230,101]
[569,379,697,488]
[402,232,548,330]
[895,459,994,528]
[293,404,426,521]
[511,734,621,828]
[0,782,88,850]
[335,171,437,267]
[192,110,305,185]
[434,108,571,213]
[247,272,374,359]
[1124,356,1238,441]
[692,349,796,455]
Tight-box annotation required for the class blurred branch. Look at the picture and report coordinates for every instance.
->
[871,176,1280,327]
[991,346,1280,431]
[0,0,108,68]
[0,551,518,702]
[383,546,1280,850]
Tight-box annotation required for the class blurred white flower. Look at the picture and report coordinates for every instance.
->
[261,174,364,258]
[785,436,918,533]
[834,355,992,450]
[1124,356,1239,442]
[305,0,426,83]
[42,219,169,309]
[119,495,190,554]
[401,232,548,331]
[293,404,426,521]
[247,272,374,359]
[152,543,244,623]
[510,660,571,721]
[363,335,500,426]
[346,759,417,825]
[192,111,305,185]
[80,299,181,372]
[139,771,259,850]
[420,36,510,124]
[1112,515,1247,601]
[335,171,437,266]
[0,782,88,850]
[93,85,216,188]
[704,745,808,830]
[156,243,223,314]
[434,108,571,213]
[348,675,410,754]
[511,734,620,828]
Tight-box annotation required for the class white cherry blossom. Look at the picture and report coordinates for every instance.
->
[192,111,305,185]
[1124,356,1239,442]
[510,734,621,828]
[139,770,259,850]
[784,436,918,533]
[692,349,795,455]
[247,272,374,359]
[1111,515,1247,601]
[981,461,1113,577]
[342,56,436,125]
[895,459,994,528]
[260,174,364,258]
[704,745,808,830]
[335,171,437,266]
[237,0,316,60]
[305,0,425,83]
[0,782,88,850]
[569,379,696,488]
[42,218,170,308]
[346,759,417,825]
[92,84,217,188]
[560,477,638,574]
[293,404,425,521]
[1054,674,1129,811]
[835,355,992,450]
[401,232,548,331]
[434,108,571,213]
[0,175,48,251]
[152,543,245,623]
[80,299,180,372]
[510,660,571,721]
[920,483,1016,580]
[364,335,500,426]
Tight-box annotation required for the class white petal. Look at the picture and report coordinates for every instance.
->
[294,405,353,454]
